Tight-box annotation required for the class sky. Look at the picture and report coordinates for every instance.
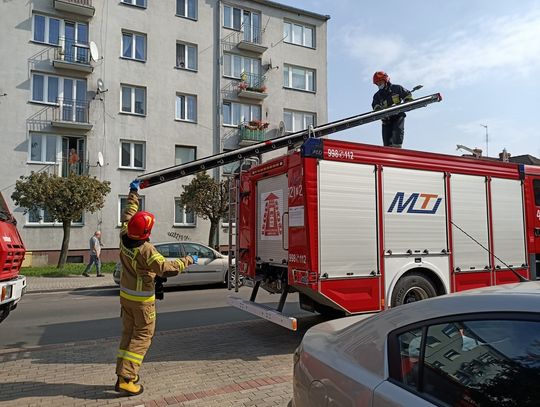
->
[287,0,540,158]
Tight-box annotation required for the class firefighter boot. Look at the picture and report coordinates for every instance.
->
[114,375,140,391]
[115,376,144,396]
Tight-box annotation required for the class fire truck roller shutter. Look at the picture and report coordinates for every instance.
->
[490,178,527,270]
[383,167,450,301]
[318,160,378,278]
[450,174,490,272]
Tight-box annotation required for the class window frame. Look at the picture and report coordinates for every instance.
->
[283,20,315,49]
[121,30,147,61]
[26,207,83,226]
[175,41,198,71]
[283,110,316,133]
[32,14,62,46]
[223,53,261,79]
[175,93,198,123]
[533,179,540,206]
[120,84,147,116]
[283,64,316,92]
[118,195,145,226]
[28,133,60,164]
[174,198,196,227]
[223,4,261,34]
[119,140,146,170]
[120,0,147,8]
[222,101,262,126]
[387,312,540,406]
[176,0,198,20]
[174,145,197,166]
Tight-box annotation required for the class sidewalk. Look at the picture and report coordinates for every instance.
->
[25,275,117,293]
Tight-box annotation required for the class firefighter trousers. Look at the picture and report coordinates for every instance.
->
[382,115,405,147]
[116,297,156,380]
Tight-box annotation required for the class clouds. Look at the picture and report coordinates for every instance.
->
[340,8,540,88]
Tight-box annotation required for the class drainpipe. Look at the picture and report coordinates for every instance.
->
[213,0,222,249]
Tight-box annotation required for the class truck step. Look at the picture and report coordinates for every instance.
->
[227,296,297,331]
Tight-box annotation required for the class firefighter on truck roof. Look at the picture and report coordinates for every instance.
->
[372,71,413,148]
[114,179,197,396]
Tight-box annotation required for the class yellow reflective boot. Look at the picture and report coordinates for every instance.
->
[114,375,140,391]
[115,376,144,396]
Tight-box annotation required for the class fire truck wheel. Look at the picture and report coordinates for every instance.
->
[391,273,437,307]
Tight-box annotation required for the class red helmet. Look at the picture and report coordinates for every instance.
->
[127,211,155,240]
[373,71,389,85]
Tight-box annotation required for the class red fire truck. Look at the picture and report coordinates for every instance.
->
[0,192,26,323]
[138,94,540,330]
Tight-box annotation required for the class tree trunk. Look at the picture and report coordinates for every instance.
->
[57,220,71,268]
[208,220,219,250]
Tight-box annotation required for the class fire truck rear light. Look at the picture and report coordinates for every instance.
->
[1,286,6,301]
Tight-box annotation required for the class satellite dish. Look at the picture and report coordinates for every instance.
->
[97,152,104,167]
[97,78,105,92]
[89,41,99,62]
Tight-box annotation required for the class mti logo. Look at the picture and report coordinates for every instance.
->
[388,192,442,214]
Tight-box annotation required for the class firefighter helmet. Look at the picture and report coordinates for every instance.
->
[127,211,155,240]
[373,71,390,85]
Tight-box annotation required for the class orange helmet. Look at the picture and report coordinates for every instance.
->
[127,211,155,240]
[373,71,389,85]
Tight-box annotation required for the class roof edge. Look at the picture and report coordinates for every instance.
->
[247,0,331,21]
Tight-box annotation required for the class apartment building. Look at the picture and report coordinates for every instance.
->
[0,0,329,264]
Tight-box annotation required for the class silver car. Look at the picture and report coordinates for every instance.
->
[113,241,239,287]
[292,282,540,407]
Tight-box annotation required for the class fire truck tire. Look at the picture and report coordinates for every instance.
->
[391,273,437,307]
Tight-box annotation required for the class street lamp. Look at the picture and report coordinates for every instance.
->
[480,124,488,157]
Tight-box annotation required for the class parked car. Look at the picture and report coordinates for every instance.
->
[113,242,239,287]
[292,282,540,407]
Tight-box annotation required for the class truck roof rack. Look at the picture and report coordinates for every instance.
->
[138,93,442,189]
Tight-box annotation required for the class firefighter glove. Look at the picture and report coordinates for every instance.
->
[129,179,140,192]
[190,255,198,264]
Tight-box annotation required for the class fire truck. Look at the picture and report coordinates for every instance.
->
[138,94,540,330]
[0,192,26,323]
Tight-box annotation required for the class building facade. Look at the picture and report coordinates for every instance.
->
[0,0,329,265]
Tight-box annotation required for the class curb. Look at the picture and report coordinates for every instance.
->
[26,284,118,294]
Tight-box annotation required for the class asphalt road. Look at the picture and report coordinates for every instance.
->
[0,285,308,349]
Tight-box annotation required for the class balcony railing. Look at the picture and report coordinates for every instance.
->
[222,24,267,54]
[51,98,92,130]
[54,0,95,17]
[60,157,89,177]
[237,73,267,100]
[238,121,268,145]
[53,39,92,73]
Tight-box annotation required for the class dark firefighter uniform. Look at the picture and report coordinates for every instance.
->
[115,189,193,395]
[372,83,413,148]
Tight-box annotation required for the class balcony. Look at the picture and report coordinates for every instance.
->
[54,0,95,17]
[53,39,93,73]
[237,73,267,100]
[236,25,267,54]
[51,98,93,131]
[238,121,268,146]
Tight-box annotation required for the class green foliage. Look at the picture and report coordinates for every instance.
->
[11,172,111,223]
[22,262,116,277]
[179,172,229,246]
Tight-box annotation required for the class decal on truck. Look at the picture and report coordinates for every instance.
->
[260,190,283,240]
[388,192,442,214]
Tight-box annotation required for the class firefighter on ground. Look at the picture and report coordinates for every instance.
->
[372,71,413,148]
[114,179,197,396]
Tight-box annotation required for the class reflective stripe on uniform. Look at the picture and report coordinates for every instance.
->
[136,276,142,292]
[120,288,155,303]
[147,252,165,266]
[117,348,144,365]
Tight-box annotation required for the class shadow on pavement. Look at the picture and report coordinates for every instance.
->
[0,381,123,402]
[68,284,228,297]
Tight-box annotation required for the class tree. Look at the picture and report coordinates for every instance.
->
[12,172,111,268]
[179,172,229,248]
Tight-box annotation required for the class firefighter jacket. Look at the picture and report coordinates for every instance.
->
[118,190,188,303]
[372,83,413,119]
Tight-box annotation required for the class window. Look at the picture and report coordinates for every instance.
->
[223,53,261,79]
[174,199,196,226]
[121,85,146,115]
[223,5,261,43]
[176,0,197,19]
[392,318,540,407]
[223,5,242,30]
[118,195,145,225]
[283,65,315,92]
[121,0,146,7]
[182,243,214,259]
[283,110,315,133]
[120,141,145,169]
[175,94,197,122]
[175,146,196,165]
[533,179,540,206]
[33,14,61,45]
[176,42,197,70]
[29,134,58,163]
[27,207,83,226]
[396,328,422,388]
[122,31,146,61]
[283,21,314,48]
[223,102,261,126]
[155,243,182,258]
[32,74,60,104]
